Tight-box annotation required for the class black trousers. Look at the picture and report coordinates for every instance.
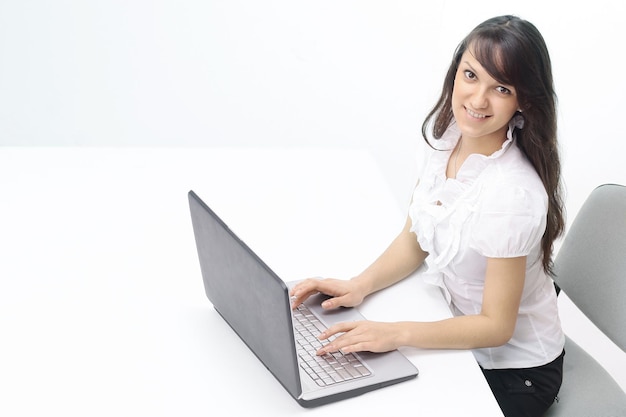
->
[481,350,565,417]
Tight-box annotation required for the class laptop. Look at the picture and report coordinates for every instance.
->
[188,190,418,407]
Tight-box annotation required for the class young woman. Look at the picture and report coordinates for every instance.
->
[290,15,565,417]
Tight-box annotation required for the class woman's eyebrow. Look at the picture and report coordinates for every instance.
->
[462,61,478,73]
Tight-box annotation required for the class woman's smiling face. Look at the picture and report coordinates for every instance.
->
[451,46,520,146]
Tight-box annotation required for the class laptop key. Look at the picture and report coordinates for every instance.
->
[293,303,372,386]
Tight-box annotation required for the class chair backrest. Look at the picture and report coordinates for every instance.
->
[553,184,626,352]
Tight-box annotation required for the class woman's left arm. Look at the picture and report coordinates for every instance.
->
[317,256,526,354]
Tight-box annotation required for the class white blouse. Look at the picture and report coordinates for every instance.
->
[409,118,565,369]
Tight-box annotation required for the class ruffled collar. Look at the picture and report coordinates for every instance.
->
[431,114,524,183]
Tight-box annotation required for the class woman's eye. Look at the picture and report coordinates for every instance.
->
[464,70,476,80]
[496,86,512,95]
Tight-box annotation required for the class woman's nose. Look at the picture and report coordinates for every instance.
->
[470,89,488,109]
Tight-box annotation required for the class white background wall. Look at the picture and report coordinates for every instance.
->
[1,0,624,390]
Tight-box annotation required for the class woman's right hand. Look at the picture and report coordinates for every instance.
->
[289,277,367,310]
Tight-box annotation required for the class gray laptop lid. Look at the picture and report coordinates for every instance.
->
[188,190,302,399]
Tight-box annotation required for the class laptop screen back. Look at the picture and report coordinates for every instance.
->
[188,191,301,399]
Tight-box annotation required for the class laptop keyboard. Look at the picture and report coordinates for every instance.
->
[293,303,372,387]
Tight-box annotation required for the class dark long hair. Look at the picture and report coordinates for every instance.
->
[422,15,565,275]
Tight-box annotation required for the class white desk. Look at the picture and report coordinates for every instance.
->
[0,148,503,416]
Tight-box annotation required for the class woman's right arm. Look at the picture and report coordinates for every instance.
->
[290,215,428,309]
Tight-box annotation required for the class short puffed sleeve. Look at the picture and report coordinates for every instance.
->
[469,182,548,258]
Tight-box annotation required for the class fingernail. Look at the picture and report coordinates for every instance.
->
[321,300,331,308]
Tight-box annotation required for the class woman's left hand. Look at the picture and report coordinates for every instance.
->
[316,320,404,355]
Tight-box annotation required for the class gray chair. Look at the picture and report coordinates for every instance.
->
[545,184,626,417]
